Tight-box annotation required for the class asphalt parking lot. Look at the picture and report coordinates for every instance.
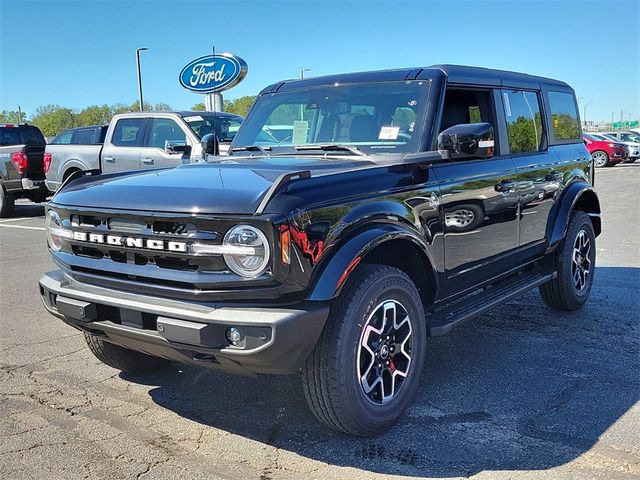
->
[1,164,638,480]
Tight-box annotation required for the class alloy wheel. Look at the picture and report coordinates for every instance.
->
[571,229,592,291]
[357,300,413,405]
[592,151,607,167]
[445,209,475,228]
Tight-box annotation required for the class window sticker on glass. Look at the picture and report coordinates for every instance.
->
[292,120,309,145]
[503,93,512,117]
[378,126,400,140]
[184,115,204,123]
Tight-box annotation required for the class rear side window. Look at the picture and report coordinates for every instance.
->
[112,118,146,147]
[20,127,46,145]
[0,128,21,146]
[548,92,581,140]
[53,131,73,144]
[73,128,98,144]
[502,90,543,154]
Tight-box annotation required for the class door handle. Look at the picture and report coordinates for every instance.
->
[495,180,517,193]
[141,157,154,165]
[103,156,115,163]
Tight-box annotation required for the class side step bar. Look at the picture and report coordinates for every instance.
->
[427,272,556,336]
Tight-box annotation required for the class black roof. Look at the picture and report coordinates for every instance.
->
[261,64,571,94]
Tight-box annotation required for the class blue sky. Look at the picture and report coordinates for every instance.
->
[1,0,638,122]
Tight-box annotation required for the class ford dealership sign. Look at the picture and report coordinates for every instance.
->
[179,53,248,93]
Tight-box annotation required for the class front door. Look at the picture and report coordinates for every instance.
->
[139,118,191,169]
[434,87,519,295]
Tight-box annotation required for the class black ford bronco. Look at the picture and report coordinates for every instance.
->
[40,65,600,436]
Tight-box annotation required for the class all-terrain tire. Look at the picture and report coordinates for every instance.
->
[539,211,596,311]
[300,264,426,436]
[0,184,15,218]
[84,333,170,373]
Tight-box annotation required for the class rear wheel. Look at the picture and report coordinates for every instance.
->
[591,150,609,168]
[0,184,15,218]
[84,333,170,373]
[539,211,595,311]
[301,264,426,436]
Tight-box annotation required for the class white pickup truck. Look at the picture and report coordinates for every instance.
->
[45,111,243,192]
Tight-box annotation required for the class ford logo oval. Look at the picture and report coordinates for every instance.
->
[179,53,248,93]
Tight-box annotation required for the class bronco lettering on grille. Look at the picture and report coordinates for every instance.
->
[72,231,187,253]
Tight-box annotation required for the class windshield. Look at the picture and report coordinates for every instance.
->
[232,80,430,155]
[182,114,243,142]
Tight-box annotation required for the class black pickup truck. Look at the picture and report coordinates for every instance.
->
[39,65,600,436]
[0,123,49,217]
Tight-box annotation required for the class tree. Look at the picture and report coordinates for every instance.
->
[0,110,26,123]
[154,103,172,111]
[225,96,256,117]
[30,105,77,136]
[192,103,206,111]
[77,104,112,126]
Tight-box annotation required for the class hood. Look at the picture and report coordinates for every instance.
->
[52,156,375,214]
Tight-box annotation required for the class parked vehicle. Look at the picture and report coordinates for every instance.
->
[44,111,243,192]
[44,125,108,191]
[600,131,640,162]
[40,65,600,436]
[583,133,627,167]
[0,123,49,217]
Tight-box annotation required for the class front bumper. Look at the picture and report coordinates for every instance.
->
[39,270,330,375]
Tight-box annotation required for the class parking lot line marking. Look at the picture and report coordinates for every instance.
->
[0,217,34,223]
[0,224,45,231]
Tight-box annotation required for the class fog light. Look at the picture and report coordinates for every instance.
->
[226,327,243,346]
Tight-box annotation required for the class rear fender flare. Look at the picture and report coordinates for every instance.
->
[547,182,601,253]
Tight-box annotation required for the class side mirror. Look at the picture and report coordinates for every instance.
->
[201,133,219,156]
[437,122,494,160]
[165,141,192,155]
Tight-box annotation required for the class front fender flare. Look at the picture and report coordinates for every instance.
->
[307,224,436,301]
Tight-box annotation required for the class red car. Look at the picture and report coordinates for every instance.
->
[583,133,628,167]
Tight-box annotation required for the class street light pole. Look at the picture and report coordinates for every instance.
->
[136,48,148,112]
[583,100,593,127]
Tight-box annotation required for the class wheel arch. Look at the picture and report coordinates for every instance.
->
[307,225,438,307]
[547,182,601,253]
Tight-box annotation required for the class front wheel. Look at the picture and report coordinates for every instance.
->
[301,264,426,436]
[591,150,610,168]
[539,211,596,311]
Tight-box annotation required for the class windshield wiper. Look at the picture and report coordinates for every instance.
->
[294,144,366,156]
[229,145,272,156]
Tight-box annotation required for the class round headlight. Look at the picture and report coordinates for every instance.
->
[223,225,270,278]
[45,210,70,251]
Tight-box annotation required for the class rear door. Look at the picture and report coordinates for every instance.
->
[500,89,559,250]
[138,117,190,169]
[101,118,147,173]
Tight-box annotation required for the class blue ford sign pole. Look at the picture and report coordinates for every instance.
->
[179,50,247,112]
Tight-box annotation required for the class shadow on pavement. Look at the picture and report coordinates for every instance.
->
[122,266,640,477]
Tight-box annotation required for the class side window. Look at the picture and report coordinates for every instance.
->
[217,118,243,143]
[52,131,73,145]
[73,128,97,144]
[547,91,581,141]
[112,118,146,147]
[440,89,495,131]
[21,127,46,145]
[502,90,543,154]
[146,118,186,149]
[0,129,20,146]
